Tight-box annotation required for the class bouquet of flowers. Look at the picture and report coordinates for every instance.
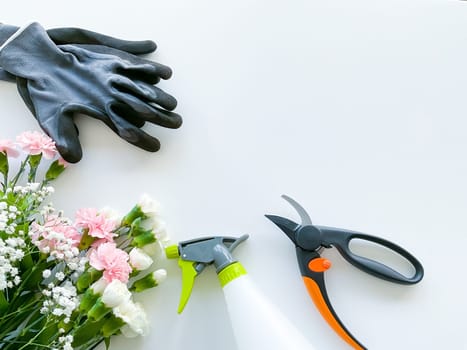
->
[0,131,168,350]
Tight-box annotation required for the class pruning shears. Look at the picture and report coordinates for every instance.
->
[265,195,424,350]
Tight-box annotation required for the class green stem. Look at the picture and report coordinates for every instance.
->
[27,154,42,183]
[8,265,42,308]
[10,156,30,187]
[0,308,42,346]
[2,339,52,349]
[89,338,106,350]
[2,173,6,192]
[0,300,36,322]
[16,318,50,350]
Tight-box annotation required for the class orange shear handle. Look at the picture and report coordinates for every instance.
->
[298,250,367,350]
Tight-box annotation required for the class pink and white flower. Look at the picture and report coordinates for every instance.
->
[30,215,81,254]
[16,131,56,159]
[75,208,117,242]
[0,139,19,157]
[89,242,132,283]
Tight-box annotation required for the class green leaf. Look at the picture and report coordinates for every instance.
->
[0,291,8,313]
[76,268,102,293]
[101,316,125,337]
[0,152,8,178]
[28,153,42,169]
[20,253,34,270]
[72,318,107,347]
[45,159,66,181]
[105,337,111,350]
[27,154,42,182]
[37,322,58,345]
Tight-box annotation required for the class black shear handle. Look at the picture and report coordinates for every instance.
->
[319,226,424,285]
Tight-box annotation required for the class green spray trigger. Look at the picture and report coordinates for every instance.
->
[177,259,197,313]
[165,235,248,314]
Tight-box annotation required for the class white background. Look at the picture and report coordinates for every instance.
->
[1,0,466,349]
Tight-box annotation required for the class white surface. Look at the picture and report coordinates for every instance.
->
[1,0,466,349]
[223,274,316,350]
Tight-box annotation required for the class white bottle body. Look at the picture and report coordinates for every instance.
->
[222,274,316,350]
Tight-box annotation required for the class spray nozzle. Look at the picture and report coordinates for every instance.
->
[165,234,249,313]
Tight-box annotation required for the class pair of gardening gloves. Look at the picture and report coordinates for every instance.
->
[0,22,182,163]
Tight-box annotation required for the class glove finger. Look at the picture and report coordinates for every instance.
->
[117,67,161,85]
[112,103,146,128]
[47,27,157,55]
[78,103,160,151]
[112,76,177,111]
[107,104,161,152]
[38,106,83,163]
[116,93,182,129]
[118,61,173,81]
[59,44,172,83]
[18,77,82,135]
[88,44,173,80]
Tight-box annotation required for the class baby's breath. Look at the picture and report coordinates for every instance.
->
[0,237,25,290]
[40,281,78,320]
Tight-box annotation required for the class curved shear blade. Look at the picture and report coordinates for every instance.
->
[281,195,313,225]
[264,215,300,244]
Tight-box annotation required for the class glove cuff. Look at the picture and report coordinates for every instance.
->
[0,22,67,78]
[0,23,20,47]
[0,22,34,52]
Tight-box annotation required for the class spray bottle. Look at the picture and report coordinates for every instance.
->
[165,234,316,350]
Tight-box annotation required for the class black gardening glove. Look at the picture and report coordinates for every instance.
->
[0,23,158,81]
[0,23,181,163]
[0,23,162,130]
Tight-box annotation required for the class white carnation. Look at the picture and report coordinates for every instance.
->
[138,194,160,217]
[90,277,108,294]
[101,280,131,308]
[114,301,149,337]
[129,248,153,271]
[153,269,167,284]
[100,206,121,223]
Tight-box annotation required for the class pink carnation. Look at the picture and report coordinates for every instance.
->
[89,242,132,283]
[30,215,81,253]
[75,208,116,242]
[16,131,56,159]
[0,139,19,157]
